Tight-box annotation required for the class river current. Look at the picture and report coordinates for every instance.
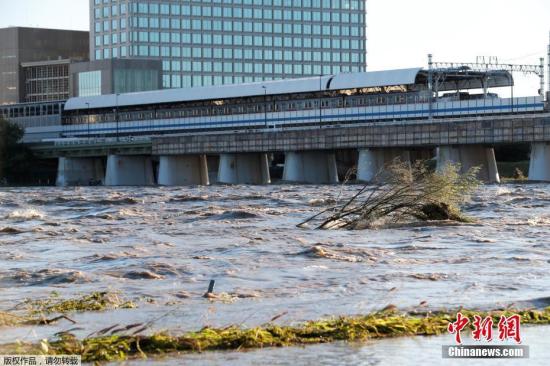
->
[0,184,549,365]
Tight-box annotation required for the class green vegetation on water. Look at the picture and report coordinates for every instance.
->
[2,307,550,363]
[0,292,136,327]
[23,291,136,315]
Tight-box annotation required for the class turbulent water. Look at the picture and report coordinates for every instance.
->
[1,184,549,365]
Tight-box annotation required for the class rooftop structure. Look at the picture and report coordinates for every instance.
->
[69,58,163,97]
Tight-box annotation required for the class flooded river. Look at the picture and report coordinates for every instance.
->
[0,184,549,365]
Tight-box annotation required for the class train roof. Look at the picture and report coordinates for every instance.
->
[64,67,513,111]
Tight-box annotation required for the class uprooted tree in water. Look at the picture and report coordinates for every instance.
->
[299,161,480,230]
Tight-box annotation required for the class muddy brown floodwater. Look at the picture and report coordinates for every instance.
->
[0,184,549,365]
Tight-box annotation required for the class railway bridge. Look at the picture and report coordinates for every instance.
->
[21,67,550,186]
[32,110,550,186]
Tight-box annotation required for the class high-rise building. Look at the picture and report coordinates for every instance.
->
[0,27,89,105]
[90,0,367,89]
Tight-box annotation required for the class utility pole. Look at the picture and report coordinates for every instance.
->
[262,85,267,128]
[428,54,433,121]
[115,93,120,142]
[319,74,322,126]
[547,31,550,101]
[85,102,90,139]
[540,57,545,98]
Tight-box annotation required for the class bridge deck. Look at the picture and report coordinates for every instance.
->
[153,113,550,155]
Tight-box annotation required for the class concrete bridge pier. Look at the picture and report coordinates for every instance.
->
[356,148,411,182]
[217,153,271,184]
[282,151,339,184]
[528,143,550,181]
[105,155,155,186]
[56,157,105,186]
[436,146,500,183]
[158,155,209,186]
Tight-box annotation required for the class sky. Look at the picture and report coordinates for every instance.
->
[0,0,548,95]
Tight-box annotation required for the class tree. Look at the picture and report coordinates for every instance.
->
[0,118,33,184]
[299,160,480,230]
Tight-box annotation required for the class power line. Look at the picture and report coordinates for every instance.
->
[501,50,546,62]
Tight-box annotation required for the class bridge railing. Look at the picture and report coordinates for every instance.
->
[47,136,152,147]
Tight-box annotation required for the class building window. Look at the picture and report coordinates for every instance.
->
[78,71,102,97]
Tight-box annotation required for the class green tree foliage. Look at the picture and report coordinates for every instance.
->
[0,118,33,184]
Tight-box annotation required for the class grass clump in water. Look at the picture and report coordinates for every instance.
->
[2,307,550,363]
[23,291,136,316]
[0,292,137,327]
[0,311,32,327]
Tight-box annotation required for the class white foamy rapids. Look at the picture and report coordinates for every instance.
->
[5,208,45,220]
[527,216,550,226]
[495,187,514,196]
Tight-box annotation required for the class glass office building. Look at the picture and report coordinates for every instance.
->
[90,0,367,88]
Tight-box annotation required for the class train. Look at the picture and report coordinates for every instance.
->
[18,68,549,142]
